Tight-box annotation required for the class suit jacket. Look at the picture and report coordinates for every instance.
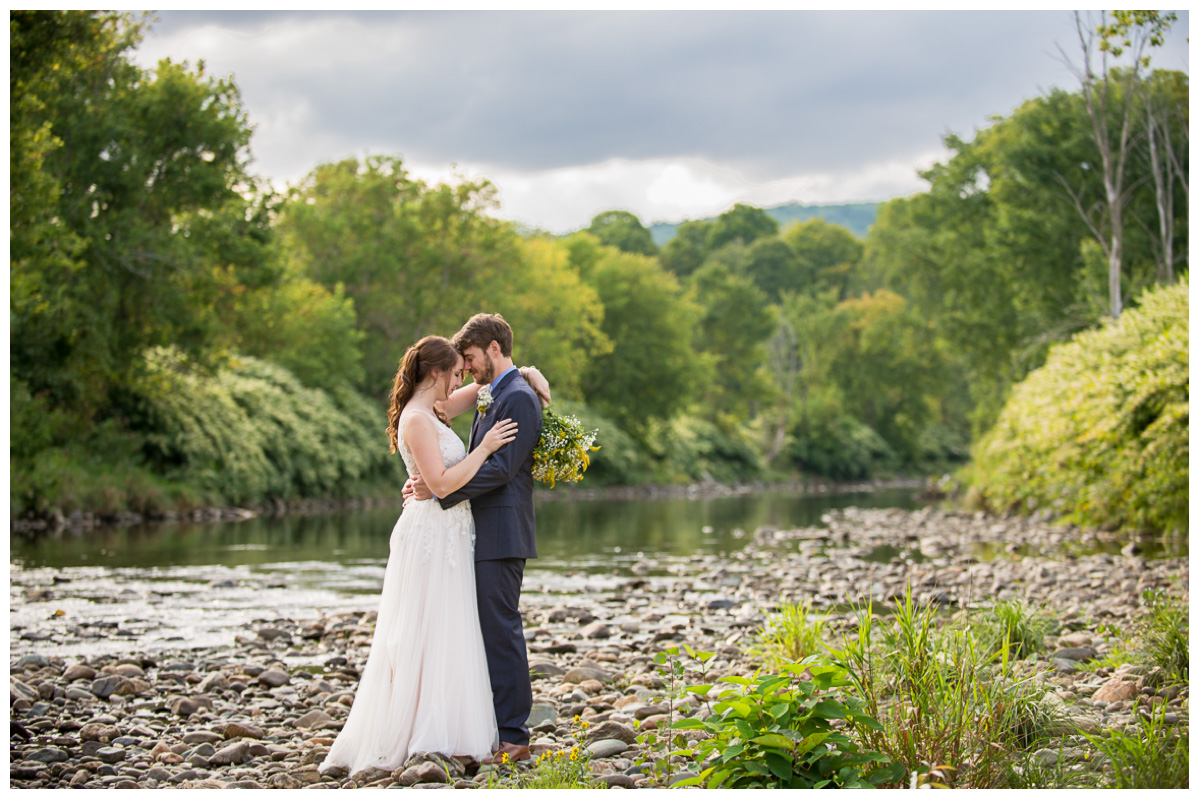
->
[438,369,542,561]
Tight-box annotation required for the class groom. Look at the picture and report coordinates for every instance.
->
[405,313,542,764]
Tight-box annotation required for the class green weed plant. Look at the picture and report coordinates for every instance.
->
[486,746,600,789]
[485,716,602,789]
[670,658,903,789]
[974,598,1056,660]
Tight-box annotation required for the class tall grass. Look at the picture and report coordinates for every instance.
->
[833,588,1070,788]
[1085,705,1189,788]
[746,600,831,669]
[1137,589,1188,682]
[973,598,1056,660]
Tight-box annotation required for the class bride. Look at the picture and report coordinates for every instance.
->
[321,335,548,775]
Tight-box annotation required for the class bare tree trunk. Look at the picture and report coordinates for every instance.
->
[1145,95,1175,284]
[1065,11,1154,319]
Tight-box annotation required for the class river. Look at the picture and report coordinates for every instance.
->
[9,487,924,659]
[10,486,1184,662]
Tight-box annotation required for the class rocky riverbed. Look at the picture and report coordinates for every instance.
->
[9,507,1189,789]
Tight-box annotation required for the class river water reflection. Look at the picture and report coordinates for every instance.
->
[8,488,1186,660]
[11,487,927,579]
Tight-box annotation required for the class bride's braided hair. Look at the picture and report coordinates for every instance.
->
[386,336,459,454]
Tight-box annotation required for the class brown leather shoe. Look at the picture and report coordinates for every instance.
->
[481,741,531,765]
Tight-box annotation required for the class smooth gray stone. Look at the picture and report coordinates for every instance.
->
[525,704,557,728]
[670,771,699,786]
[529,662,566,678]
[586,739,629,759]
[27,747,69,763]
[1052,647,1098,662]
[95,747,127,764]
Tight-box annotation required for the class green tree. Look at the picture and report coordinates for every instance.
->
[660,219,714,277]
[709,202,779,249]
[831,291,948,461]
[776,289,954,475]
[499,236,612,400]
[782,218,865,300]
[1063,10,1179,317]
[222,272,366,388]
[278,156,520,395]
[585,209,659,255]
[862,73,1185,433]
[687,260,777,426]
[567,234,707,437]
[742,237,801,302]
[10,10,257,417]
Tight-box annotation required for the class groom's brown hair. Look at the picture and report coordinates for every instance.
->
[453,313,513,358]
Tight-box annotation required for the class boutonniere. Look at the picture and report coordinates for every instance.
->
[476,384,493,414]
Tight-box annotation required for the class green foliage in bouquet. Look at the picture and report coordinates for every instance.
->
[969,279,1188,533]
[533,409,599,487]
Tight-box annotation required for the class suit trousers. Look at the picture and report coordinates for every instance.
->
[474,557,531,745]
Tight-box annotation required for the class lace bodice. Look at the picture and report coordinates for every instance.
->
[397,407,468,476]
[396,406,473,568]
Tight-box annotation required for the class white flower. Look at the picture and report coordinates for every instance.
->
[476,384,493,414]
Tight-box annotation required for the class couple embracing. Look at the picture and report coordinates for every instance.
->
[322,313,552,775]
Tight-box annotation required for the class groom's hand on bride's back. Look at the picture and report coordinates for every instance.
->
[403,475,434,502]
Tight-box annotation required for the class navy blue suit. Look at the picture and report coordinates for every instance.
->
[439,369,541,745]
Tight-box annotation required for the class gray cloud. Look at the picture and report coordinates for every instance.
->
[138,10,1189,214]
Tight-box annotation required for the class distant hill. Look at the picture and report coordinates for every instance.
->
[649,202,879,246]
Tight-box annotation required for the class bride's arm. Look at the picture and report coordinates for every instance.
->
[522,366,552,409]
[436,382,482,420]
[434,366,552,419]
[402,413,518,498]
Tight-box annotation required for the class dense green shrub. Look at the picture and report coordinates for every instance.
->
[10,379,210,517]
[787,404,898,481]
[656,416,765,484]
[130,348,402,505]
[969,280,1188,533]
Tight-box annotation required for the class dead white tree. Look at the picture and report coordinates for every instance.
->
[1057,10,1177,318]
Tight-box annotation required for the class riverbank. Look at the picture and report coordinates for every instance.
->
[10,507,1187,789]
[10,476,931,536]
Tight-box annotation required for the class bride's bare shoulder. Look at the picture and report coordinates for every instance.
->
[400,408,439,439]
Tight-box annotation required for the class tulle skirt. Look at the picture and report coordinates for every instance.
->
[321,499,497,775]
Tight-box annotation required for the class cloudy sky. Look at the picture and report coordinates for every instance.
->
[132,9,1189,233]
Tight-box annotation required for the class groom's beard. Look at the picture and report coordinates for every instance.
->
[474,353,495,385]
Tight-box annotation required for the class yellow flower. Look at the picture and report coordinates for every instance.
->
[581,720,590,729]
[501,752,510,765]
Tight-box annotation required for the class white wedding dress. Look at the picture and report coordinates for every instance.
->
[321,407,498,775]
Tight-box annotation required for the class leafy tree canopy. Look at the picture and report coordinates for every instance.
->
[585,209,658,256]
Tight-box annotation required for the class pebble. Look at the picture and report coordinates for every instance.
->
[587,739,629,758]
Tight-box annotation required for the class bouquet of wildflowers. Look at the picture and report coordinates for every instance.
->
[532,409,599,487]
